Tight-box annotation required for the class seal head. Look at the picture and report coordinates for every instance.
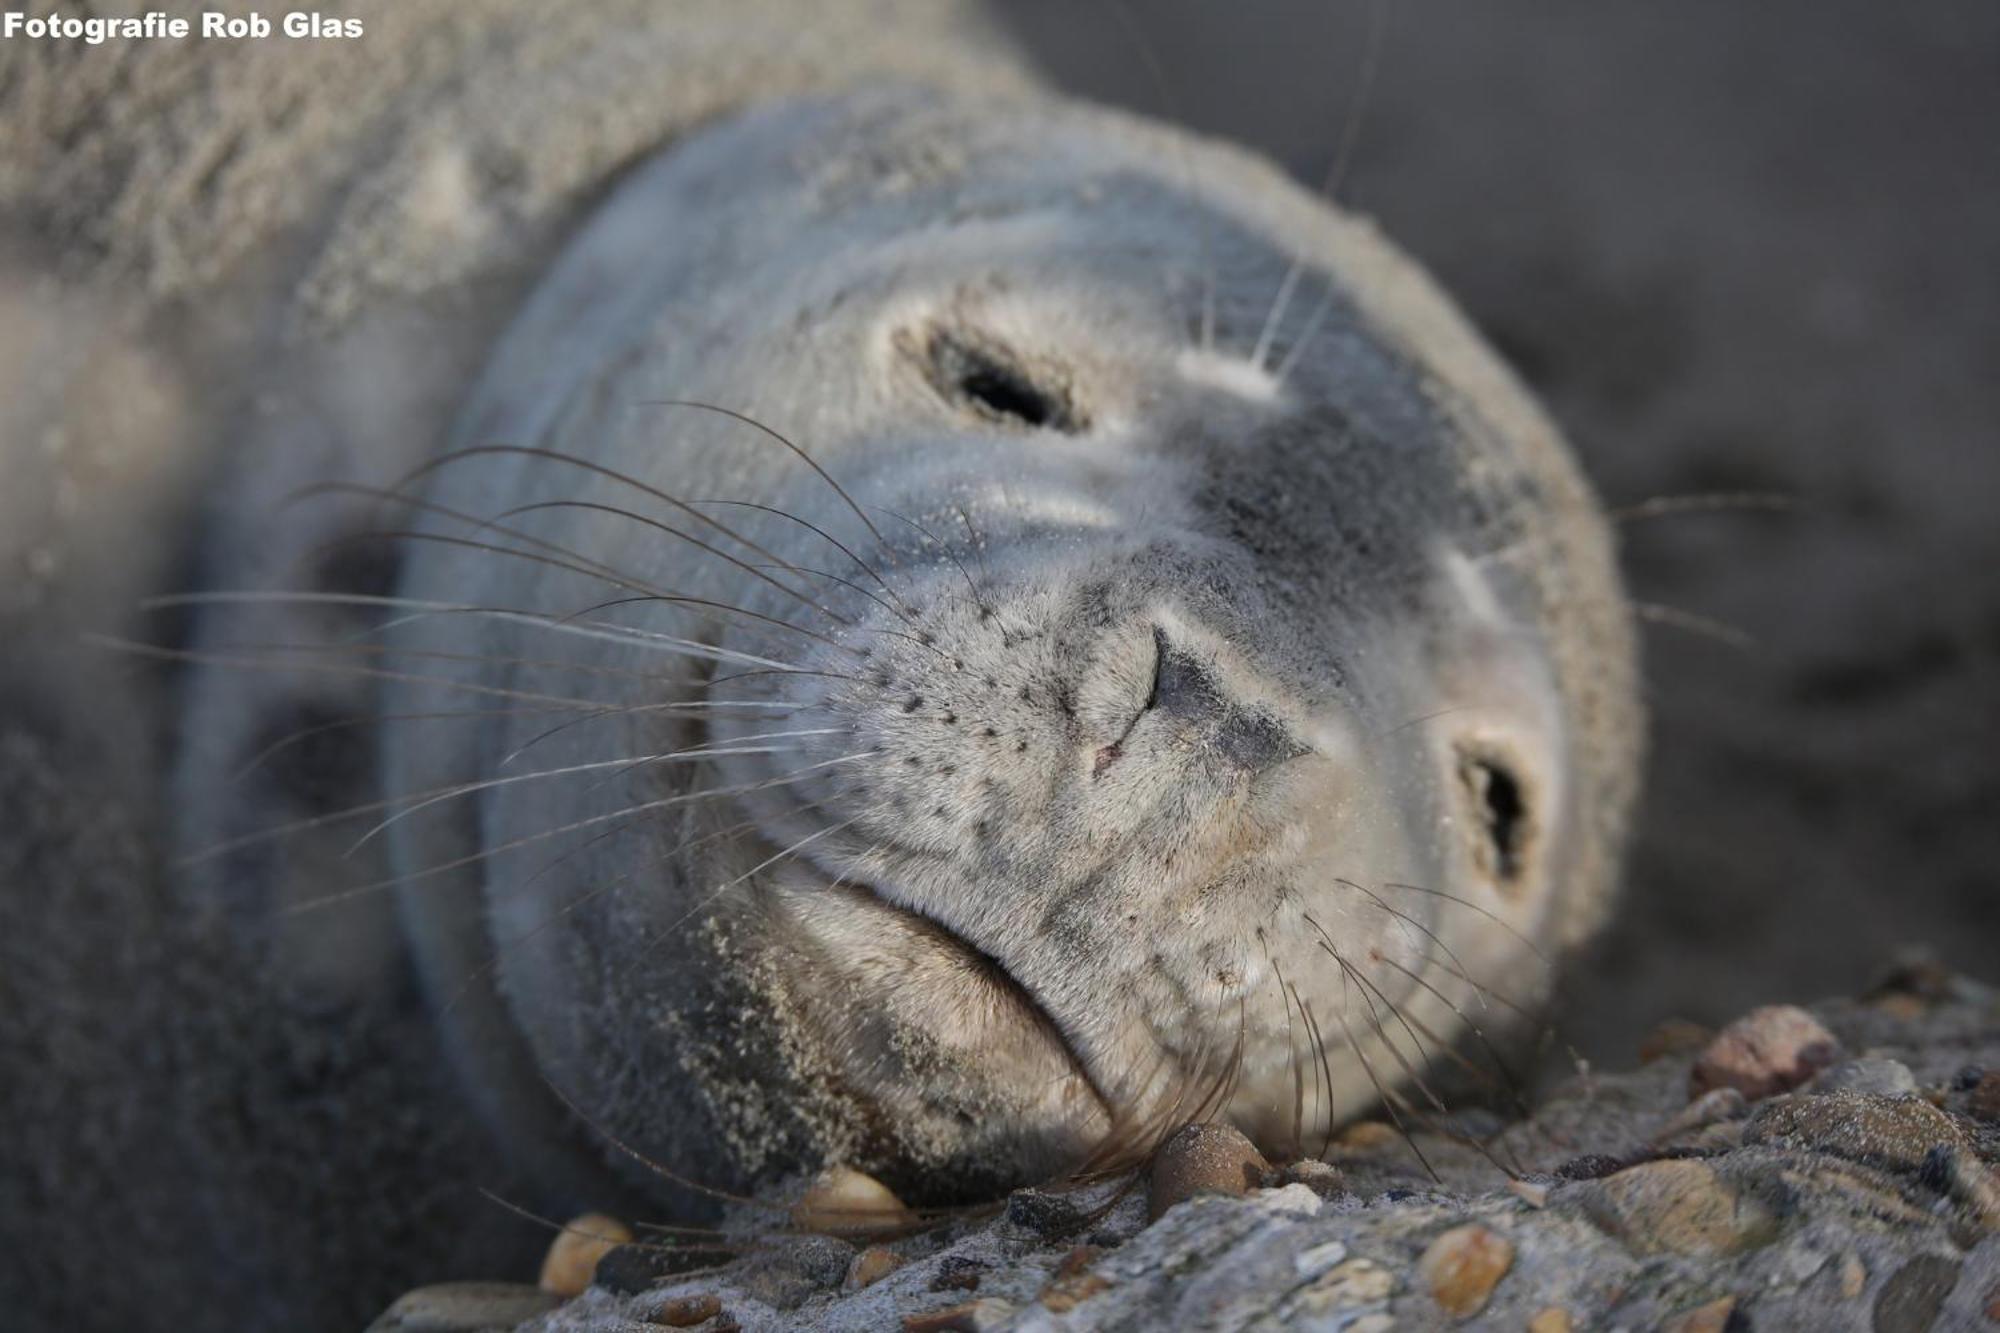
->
[383,90,1641,1206]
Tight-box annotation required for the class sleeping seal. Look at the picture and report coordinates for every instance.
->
[0,3,1640,1328]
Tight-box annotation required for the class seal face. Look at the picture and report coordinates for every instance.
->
[208,90,1639,1209]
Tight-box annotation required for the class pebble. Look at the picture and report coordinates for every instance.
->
[1581,1159,1778,1258]
[1295,1257,1396,1314]
[1293,1239,1349,1279]
[538,1213,634,1297]
[1003,1187,1083,1236]
[1417,1223,1514,1318]
[1968,1070,2000,1123]
[646,1293,723,1327]
[1507,1178,1552,1208]
[364,1282,561,1332]
[733,1234,857,1311]
[1928,1145,2000,1228]
[1655,1087,1751,1143]
[1660,1295,1737,1333]
[1810,1057,1919,1099]
[1839,1253,1869,1300]
[1149,1122,1271,1220]
[1640,1018,1715,1064]
[1527,1309,1575,1333]
[929,1255,987,1293]
[1689,1004,1843,1102]
[901,1298,1014,1332]
[792,1166,913,1237]
[1039,1246,1111,1314]
[1871,1255,1962,1333]
[1276,1158,1348,1199]
[1255,1182,1324,1216]
[1744,1091,1970,1174]
[847,1246,907,1291]
[1334,1120,1405,1152]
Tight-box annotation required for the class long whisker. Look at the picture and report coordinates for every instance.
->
[278,753,878,914]
[702,501,912,617]
[343,729,842,856]
[641,400,900,566]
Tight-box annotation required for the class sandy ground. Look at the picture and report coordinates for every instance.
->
[999,0,2000,1060]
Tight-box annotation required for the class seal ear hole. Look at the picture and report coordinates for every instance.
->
[1456,744,1534,893]
[910,328,1086,433]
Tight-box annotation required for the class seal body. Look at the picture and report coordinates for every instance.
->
[0,5,1639,1329]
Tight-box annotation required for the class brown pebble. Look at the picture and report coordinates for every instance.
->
[847,1246,906,1290]
[1526,1309,1574,1333]
[1969,1070,2000,1123]
[1872,1255,1962,1333]
[1690,1004,1842,1102]
[1744,1091,1970,1174]
[902,1299,1011,1332]
[1870,992,1929,1022]
[537,1213,634,1298]
[792,1166,913,1238]
[1582,1158,1779,1258]
[1661,1295,1737,1333]
[1840,1253,1868,1300]
[1640,1018,1715,1064]
[1149,1122,1270,1221]
[1334,1120,1403,1152]
[648,1292,722,1327]
[1039,1247,1111,1314]
[1417,1223,1513,1318]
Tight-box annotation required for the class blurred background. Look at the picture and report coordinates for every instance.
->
[1000,0,2000,1058]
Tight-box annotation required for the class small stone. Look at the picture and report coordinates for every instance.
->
[1840,1253,1868,1300]
[1527,1309,1574,1333]
[647,1293,722,1328]
[1690,1004,1842,1102]
[902,1298,1013,1332]
[1745,1091,1971,1174]
[1811,1057,1919,1099]
[1417,1223,1514,1318]
[1004,1187,1083,1236]
[1255,1182,1324,1215]
[1295,1257,1397,1314]
[1871,1255,1962,1333]
[1276,1158,1347,1199]
[792,1165,913,1237]
[1640,1018,1715,1064]
[1661,1295,1737,1333]
[1871,993,1929,1022]
[1582,1159,1780,1258]
[537,1212,633,1297]
[1932,1145,2000,1228]
[847,1246,906,1291]
[1655,1087,1751,1143]
[364,1283,561,1332]
[1553,1153,1626,1181]
[1507,1178,1552,1208]
[1149,1122,1271,1220]
[1039,1246,1110,1313]
[734,1234,856,1311]
[1293,1239,1349,1278]
[1334,1120,1404,1151]
[930,1255,986,1293]
[1969,1070,2000,1123]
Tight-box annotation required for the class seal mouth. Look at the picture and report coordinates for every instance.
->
[815,871,1114,1112]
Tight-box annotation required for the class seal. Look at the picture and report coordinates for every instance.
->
[0,4,1641,1328]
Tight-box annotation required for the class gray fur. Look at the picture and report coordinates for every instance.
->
[0,5,1639,1329]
